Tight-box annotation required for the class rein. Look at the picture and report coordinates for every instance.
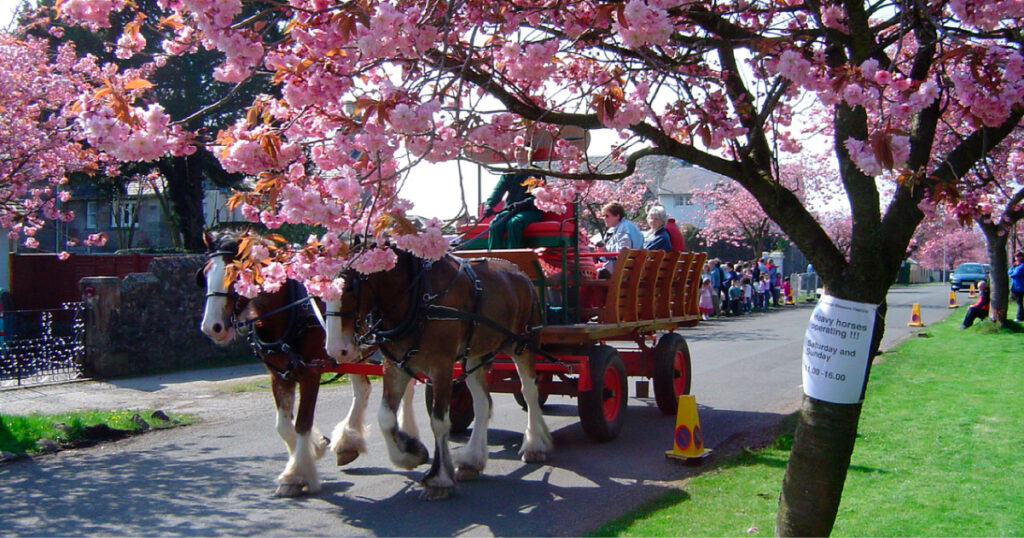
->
[344,253,564,384]
[238,279,323,379]
[203,247,324,379]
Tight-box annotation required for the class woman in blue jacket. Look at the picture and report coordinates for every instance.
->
[1009,251,1024,322]
[643,205,672,251]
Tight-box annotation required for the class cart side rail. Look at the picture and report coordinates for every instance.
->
[671,251,707,317]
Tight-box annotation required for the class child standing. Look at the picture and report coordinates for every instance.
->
[741,277,754,313]
[728,278,743,316]
[698,278,714,321]
[758,274,771,310]
[781,276,793,305]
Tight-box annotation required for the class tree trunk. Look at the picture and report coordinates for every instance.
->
[979,220,1009,327]
[776,297,888,535]
[159,154,206,251]
[776,397,863,536]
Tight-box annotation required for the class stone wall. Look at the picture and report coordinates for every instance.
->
[80,255,248,378]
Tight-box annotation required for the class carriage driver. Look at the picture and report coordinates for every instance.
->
[482,170,545,249]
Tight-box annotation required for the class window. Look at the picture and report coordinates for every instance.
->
[111,201,138,228]
[86,201,97,229]
[674,194,694,206]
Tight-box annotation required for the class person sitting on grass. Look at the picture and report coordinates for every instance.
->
[960,280,990,329]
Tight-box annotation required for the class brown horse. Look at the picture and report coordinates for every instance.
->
[198,231,420,496]
[325,247,553,499]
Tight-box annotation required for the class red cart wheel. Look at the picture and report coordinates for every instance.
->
[578,345,627,442]
[425,380,474,434]
[652,332,692,415]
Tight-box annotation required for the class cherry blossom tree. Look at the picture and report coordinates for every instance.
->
[692,180,780,257]
[0,35,108,252]
[925,134,1024,325]
[910,211,986,272]
[49,1,1024,533]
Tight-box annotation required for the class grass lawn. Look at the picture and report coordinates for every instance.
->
[0,409,193,455]
[591,313,1023,537]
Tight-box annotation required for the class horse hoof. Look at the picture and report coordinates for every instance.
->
[336,449,360,466]
[314,436,331,459]
[399,434,429,467]
[420,484,456,500]
[521,450,548,464]
[275,483,306,498]
[455,466,481,482]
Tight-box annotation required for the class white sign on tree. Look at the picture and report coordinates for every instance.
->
[802,295,877,404]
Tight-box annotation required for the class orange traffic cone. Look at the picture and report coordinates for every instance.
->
[969,283,978,298]
[666,395,711,464]
[907,302,925,327]
[948,290,958,309]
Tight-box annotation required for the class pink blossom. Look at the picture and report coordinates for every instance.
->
[393,219,450,260]
[85,233,109,247]
[821,6,848,32]
[350,246,398,274]
[843,137,881,177]
[234,272,260,299]
[261,261,287,292]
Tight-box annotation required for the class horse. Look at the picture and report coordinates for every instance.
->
[198,230,421,497]
[324,247,553,499]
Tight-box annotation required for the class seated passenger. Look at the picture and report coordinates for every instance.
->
[643,205,672,251]
[665,218,686,251]
[598,202,643,276]
[483,171,543,249]
[600,202,644,252]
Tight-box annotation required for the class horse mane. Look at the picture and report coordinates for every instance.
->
[205,228,248,256]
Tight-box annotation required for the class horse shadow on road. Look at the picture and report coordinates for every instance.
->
[0,403,790,537]
[312,403,790,536]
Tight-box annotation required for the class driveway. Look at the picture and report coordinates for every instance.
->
[0,283,953,536]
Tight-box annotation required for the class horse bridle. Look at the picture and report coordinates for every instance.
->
[198,250,245,326]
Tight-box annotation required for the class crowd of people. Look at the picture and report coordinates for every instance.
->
[699,257,790,320]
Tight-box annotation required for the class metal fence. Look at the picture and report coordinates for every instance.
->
[790,272,821,301]
[0,302,86,387]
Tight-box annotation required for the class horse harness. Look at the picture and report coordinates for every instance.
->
[203,250,326,381]
[331,254,536,383]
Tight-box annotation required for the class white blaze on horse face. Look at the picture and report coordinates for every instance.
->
[200,257,234,344]
[325,298,358,361]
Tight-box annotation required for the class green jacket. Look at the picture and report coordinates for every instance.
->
[486,173,539,214]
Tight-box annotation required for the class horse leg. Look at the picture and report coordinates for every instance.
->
[454,364,490,481]
[379,367,429,471]
[270,373,297,454]
[511,350,554,462]
[420,370,458,500]
[398,378,420,441]
[330,374,371,466]
[276,370,324,497]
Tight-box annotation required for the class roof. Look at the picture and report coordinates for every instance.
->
[606,155,729,195]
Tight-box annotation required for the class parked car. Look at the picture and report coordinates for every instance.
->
[950,262,988,291]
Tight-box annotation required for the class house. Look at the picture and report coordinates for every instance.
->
[34,177,174,254]
[32,178,245,254]
[629,155,729,227]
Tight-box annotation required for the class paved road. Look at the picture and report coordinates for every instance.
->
[0,284,952,536]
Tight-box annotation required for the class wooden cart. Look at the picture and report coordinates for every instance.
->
[442,246,706,441]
